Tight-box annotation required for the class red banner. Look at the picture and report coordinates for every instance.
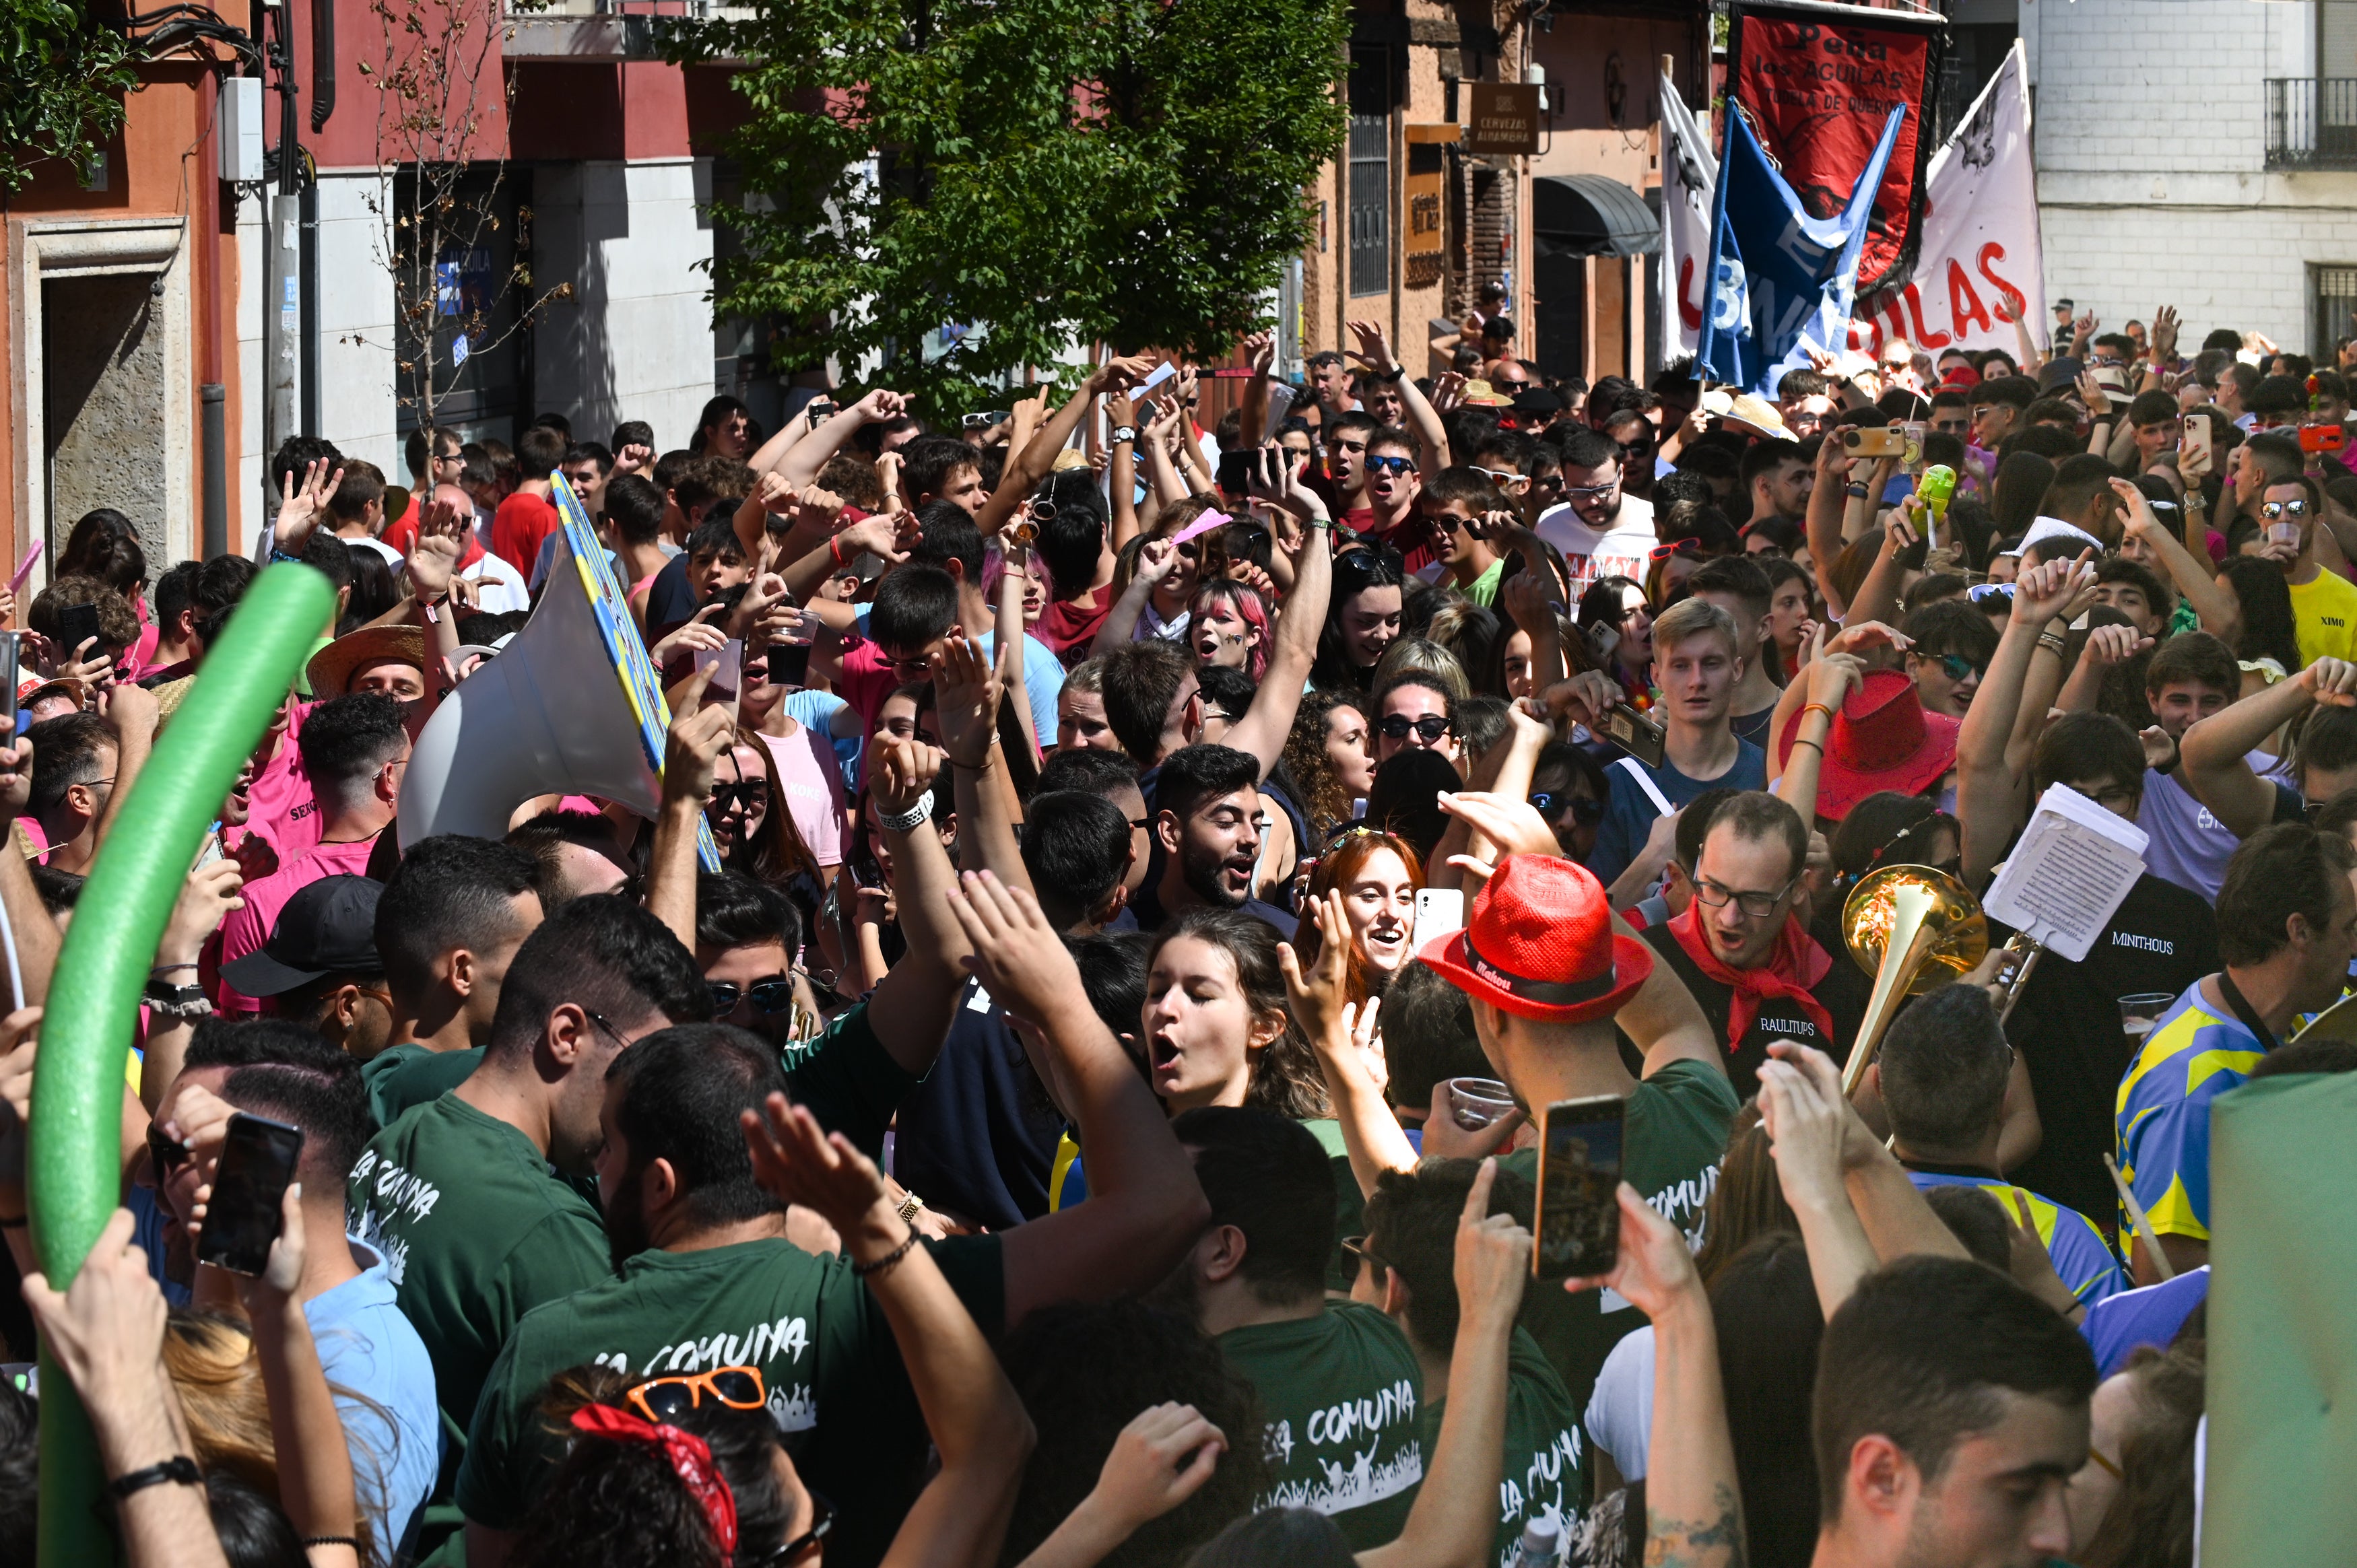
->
[1731,7,1943,296]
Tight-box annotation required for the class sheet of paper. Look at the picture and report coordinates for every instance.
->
[1983,783,2148,961]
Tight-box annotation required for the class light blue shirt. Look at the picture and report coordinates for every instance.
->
[307,1239,442,1561]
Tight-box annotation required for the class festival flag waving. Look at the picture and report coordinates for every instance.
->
[1697,102,1906,396]
[1659,67,1718,364]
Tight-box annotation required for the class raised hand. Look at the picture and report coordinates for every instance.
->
[1090,355,1158,397]
[1803,636,1865,712]
[1077,1404,1229,1534]
[2082,623,2154,670]
[1538,669,1626,728]
[2152,306,2180,364]
[1244,331,1276,376]
[741,1091,894,1237]
[754,469,797,516]
[1764,1039,1884,1169]
[852,388,908,424]
[0,739,32,825]
[409,496,469,602]
[1428,371,1467,414]
[2007,549,2096,627]
[2076,372,2113,421]
[1420,1078,1525,1161]
[613,442,655,477]
[661,667,734,809]
[273,458,344,553]
[942,869,1088,1029]
[1436,790,1562,862]
[1347,318,1399,372]
[2302,656,2357,708]
[871,733,945,819]
[1455,1158,1532,1327]
[1756,1057,1851,1215]
[1133,536,1181,588]
[20,1208,169,1410]
[651,603,729,666]
[931,636,1002,770]
[1275,889,1355,1048]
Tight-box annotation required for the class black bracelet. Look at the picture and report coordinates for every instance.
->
[302,1536,362,1551]
[106,1456,201,1502]
[851,1230,919,1278]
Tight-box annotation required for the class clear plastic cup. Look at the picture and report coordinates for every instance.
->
[2118,992,2175,1044]
[1445,1077,1517,1132]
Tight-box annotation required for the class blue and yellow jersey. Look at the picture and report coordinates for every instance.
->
[1048,1132,1088,1212]
[2115,981,2267,1244]
[1904,1167,2127,1307]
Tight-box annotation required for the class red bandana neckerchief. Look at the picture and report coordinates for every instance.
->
[1667,901,1835,1054]
[571,1403,739,1555]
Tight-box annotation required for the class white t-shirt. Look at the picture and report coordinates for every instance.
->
[459,548,531,615]
[1536,493,1657,592]
[1584,1324,1655,1480]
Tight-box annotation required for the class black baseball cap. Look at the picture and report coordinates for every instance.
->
[220,875,385,998]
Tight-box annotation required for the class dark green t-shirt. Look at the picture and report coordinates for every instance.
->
[457,1235,1003,1568]
[1219,1302,1426,1549]
[346,1094,613,1456]
[1416,1328,1587,1567]
[362,1044,483,1129]
[1500,1060,1737,1414]
[1304,1118,1367,1293]
[778,999,920,1158]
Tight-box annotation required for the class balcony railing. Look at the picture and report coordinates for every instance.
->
[2266,78,2357,169]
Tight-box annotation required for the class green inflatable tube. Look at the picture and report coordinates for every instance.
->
[32,562,333,1568]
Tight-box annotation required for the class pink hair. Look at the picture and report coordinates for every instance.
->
[1193,579,1271,681]
[981,545,1055,607]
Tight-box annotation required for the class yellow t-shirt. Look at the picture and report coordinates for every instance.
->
[2286,567,2357,669]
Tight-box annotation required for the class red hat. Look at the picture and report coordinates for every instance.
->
[1418,855,1653,1024]
[1777,668,1960,821]
[1939,364,1983,390]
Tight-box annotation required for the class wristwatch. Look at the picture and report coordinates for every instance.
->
[1111,425,1138,444]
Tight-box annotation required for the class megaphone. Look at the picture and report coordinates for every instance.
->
[400,474,721,868]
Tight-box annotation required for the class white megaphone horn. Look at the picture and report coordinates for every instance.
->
[399,476,719,870]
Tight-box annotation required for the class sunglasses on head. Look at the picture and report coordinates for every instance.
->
[1379,714,1453,743]
[1365,454,1417,476]
[707,976,798,1014]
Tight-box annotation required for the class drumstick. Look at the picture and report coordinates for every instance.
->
[2102,1153,2176,1282]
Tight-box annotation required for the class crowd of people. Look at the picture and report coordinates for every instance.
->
[5,298,2335,1568]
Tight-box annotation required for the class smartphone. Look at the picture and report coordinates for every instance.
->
[1601,703,1667,769]
[805,399,838,430]
[1843,428,1907,457]
[1533,1095,1624,1281]
[57,602,101,663]
[2181,415,2214,469]
[1899,421,1927,473]
[193,1113,304,1277]
[1216,449,1260,500]
[1411,888,1464,953]
[2301,423,2348,454]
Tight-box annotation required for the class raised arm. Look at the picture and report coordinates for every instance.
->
[1240,332,1275,448]
[647,671,733,951]
[139,861,246,1115]
[945,871,1210,1328]
[1841,506,1920,635]
[2053,624,2152,716]
[2115,481,2237,634]
[743,1096,1034,1568]
[1222,449,1333,778]
[781,388,908,490]
[2182,657,2346,836]
[1090,539,1177,660]
[1806,428,1857,601]
[1756,1058,1881,1319]
[1774,645,1864,824]
[1767,1042,1970,1267]
[975,358,1154,541]
[934,636,1032,891]
[0,738,61,1007]
[863,737,976,1077]
[1107,390,1143,551]
[1956,555,2091,886]
[1280,891,1420,1194]
[405,499,473,736]
[1359,1162,1523,1568]
[1348,320,1449,474]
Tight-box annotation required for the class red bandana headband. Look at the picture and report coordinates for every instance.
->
[572,1403,739,1555]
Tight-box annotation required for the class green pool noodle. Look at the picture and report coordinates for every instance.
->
[31,561,333,1568]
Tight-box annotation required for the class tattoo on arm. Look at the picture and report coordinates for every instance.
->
[1645,1487,1746,1568]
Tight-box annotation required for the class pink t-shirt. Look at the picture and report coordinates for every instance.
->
[242,704,323,863]
[758,722,845,870]
[213,834,381,1014]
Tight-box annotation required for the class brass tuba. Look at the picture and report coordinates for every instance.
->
[1838,865,1991,1097]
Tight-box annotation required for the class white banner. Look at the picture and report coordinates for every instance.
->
[1848,40,2045,360]
[1660,71,1718,365]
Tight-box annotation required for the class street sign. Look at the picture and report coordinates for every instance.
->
[1465,84,1541,156]
[1405,124,1458,287]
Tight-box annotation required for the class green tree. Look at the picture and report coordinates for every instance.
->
[667,0,1348,413]
[0,0,139,196]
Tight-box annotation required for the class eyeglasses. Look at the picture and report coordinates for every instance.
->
[583,1009,633,1049]
[707,976,798,1015]
[1691,873,1799,919]
[1529,790,1606,825]
[2261,499,2311,520]
[880,652,935,678]
[1339,1234,1389,1274]
[1365,454,1417,476]
[1563,481,1618,500]
[1379,714,1453,743]
[628,1365,767,1424]
[1473,467,1529,491]
[147,1127,190,1177]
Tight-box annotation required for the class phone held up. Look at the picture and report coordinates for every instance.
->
[1600,703,1667,769]
[195,1113,306,1277]
[1533,1095,1624,1281]
[2300,423,2348,454]
[1216,449,1260,501]
[805,399,838,431]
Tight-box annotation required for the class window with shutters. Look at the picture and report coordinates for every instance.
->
[1348,47,1391,298]
[2270,3,2357,166]
[2313,265,2357,360]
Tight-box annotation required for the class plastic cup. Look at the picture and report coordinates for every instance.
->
[2118,992,2175,1044]
[1445,1077,1517,1132]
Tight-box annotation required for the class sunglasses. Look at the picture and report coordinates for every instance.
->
[1966,583,2014,605]
[1616,438,1658,460]
[1379,714,1453,743]
[1473,467,1529,490]
[1563,481,1618,500]
[707,976,798,1015]
[1365,454,1418,476]
[763,1492,837,1564]
[1529,790,1605,824]
[147,1127,191,1178]
[628,1365,767,1424]
[2261,499,2311,520]
[1928,652,1983,682]
[709,781,770,812]
[1649,539,1704,561]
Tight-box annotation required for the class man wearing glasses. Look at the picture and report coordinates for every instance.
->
[1534,427,1656,592]
[1639,791,1866,1099]
[1358,427,1424,561]
[2255,473,2357,667]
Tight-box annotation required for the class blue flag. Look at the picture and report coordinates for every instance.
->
[1696,104,1906,395]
